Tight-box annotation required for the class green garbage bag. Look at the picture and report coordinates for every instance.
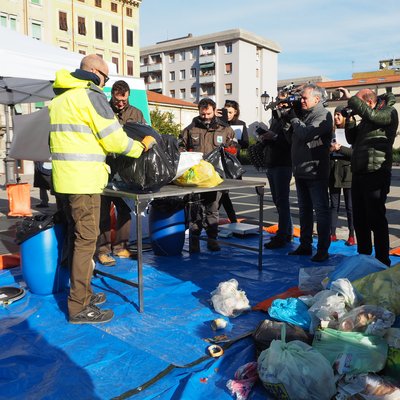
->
[312,328,388,375]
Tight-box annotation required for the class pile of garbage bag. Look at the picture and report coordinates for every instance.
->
[216,256,400,400]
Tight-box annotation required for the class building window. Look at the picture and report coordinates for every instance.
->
[180,89,186,99]
[112,57,119,73]
[191,87,197,99]
[126,29,133,47]
[127,60,133,76]
[190,68,196,78]
[1,14,17,30]
[256,68,259,78]
[180,69,186,80]
[95,0,101,7]
[225,63,232,74]
[225,83,232,95]
[59,11,68,31]
[169,52,175,63]
[31,21,42,40]
[31,0,41,4]
[170,90,175,98]
[225,43,232,54]
[111,25,118,43]
[189,48,196,59]
[179,51,185,61]
[126,7,132,17]
[169,71,175,81]
[78,16,86,36]
[78,50,86,55]
[111,2,117,12]
[95,21,103,39]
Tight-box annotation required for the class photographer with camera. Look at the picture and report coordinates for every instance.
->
[284,84,333,262]
[261,91,293,249]
[344,88,398,266]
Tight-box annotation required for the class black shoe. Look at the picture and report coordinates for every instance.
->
[288,245,312,256]
[207,238,221,252]
[286,235,293,242]
[189,237,200,253]
[90,292,106,305]
[264,236,286,249]
[69,304,114,325]
[311,251,329,262]
[36,203,49,208]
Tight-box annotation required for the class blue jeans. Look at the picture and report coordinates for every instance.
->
[295,178,330,252]
[266,166,293,238]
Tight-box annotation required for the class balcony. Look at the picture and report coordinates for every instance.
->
[148,81,163,91]
[148,63,162,72]
[140,65,148,74]
[199,54,215,64]
[199,74,216,84]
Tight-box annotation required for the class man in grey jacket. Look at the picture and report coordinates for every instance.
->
[285,84,333,262]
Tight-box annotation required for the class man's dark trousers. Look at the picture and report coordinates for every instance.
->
[351,170,391,266]
[295,178,330,253]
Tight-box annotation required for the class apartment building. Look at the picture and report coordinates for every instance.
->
[140,29,281,130]
[0,0,142,76]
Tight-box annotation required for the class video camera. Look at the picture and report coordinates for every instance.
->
[272,83,302,111]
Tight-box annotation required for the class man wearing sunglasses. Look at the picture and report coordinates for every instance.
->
[49,54,156,325]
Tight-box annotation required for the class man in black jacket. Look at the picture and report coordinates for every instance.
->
[285,84,333,262]
[345,89,398,266]
[262,92,293,249]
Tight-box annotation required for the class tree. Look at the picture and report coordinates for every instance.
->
[150,108,181,138]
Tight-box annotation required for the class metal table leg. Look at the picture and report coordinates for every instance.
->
[256,186,265,271]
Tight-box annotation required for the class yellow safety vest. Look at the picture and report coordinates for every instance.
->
[49,69,144,194]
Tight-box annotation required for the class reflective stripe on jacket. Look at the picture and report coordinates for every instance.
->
[49,69,144,194]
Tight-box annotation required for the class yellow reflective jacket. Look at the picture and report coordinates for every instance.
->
[49,69,144,194]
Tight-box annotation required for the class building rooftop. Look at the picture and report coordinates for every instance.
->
[141,28,281,55]
[146,91,197,108]
[317,74,400,89]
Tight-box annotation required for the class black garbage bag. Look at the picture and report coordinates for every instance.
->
[111,122,180,193]
[204,146,245,179]
[15,211,65,245]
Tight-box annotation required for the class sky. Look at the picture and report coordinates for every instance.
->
[140,0,400,81]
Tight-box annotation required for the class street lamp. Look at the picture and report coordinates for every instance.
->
[260,91,272,111]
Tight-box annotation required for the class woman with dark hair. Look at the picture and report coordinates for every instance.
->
[223,100,249,157]
[218,100,249,223]
[329,105,355,246]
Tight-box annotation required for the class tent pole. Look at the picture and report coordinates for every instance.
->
[4,105,15,184]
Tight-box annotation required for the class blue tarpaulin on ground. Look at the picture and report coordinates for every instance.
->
[0,233,396,399]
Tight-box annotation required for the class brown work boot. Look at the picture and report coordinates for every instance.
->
[113,249,132,258]
[207,238,221,252]
[189,237,200,253]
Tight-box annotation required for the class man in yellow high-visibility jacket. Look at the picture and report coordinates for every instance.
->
[49,54,155,324]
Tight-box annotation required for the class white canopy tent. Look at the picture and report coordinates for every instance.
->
[0,27,122,182]
[0,26,118,80]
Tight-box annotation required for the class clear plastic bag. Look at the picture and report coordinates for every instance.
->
[338,305,395,337]
[307,290,347,334]
[258,325,336,400]
[210,279,250,318]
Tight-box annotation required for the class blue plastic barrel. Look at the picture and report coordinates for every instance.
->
[21,224,69,295]
[149,207,185,256]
